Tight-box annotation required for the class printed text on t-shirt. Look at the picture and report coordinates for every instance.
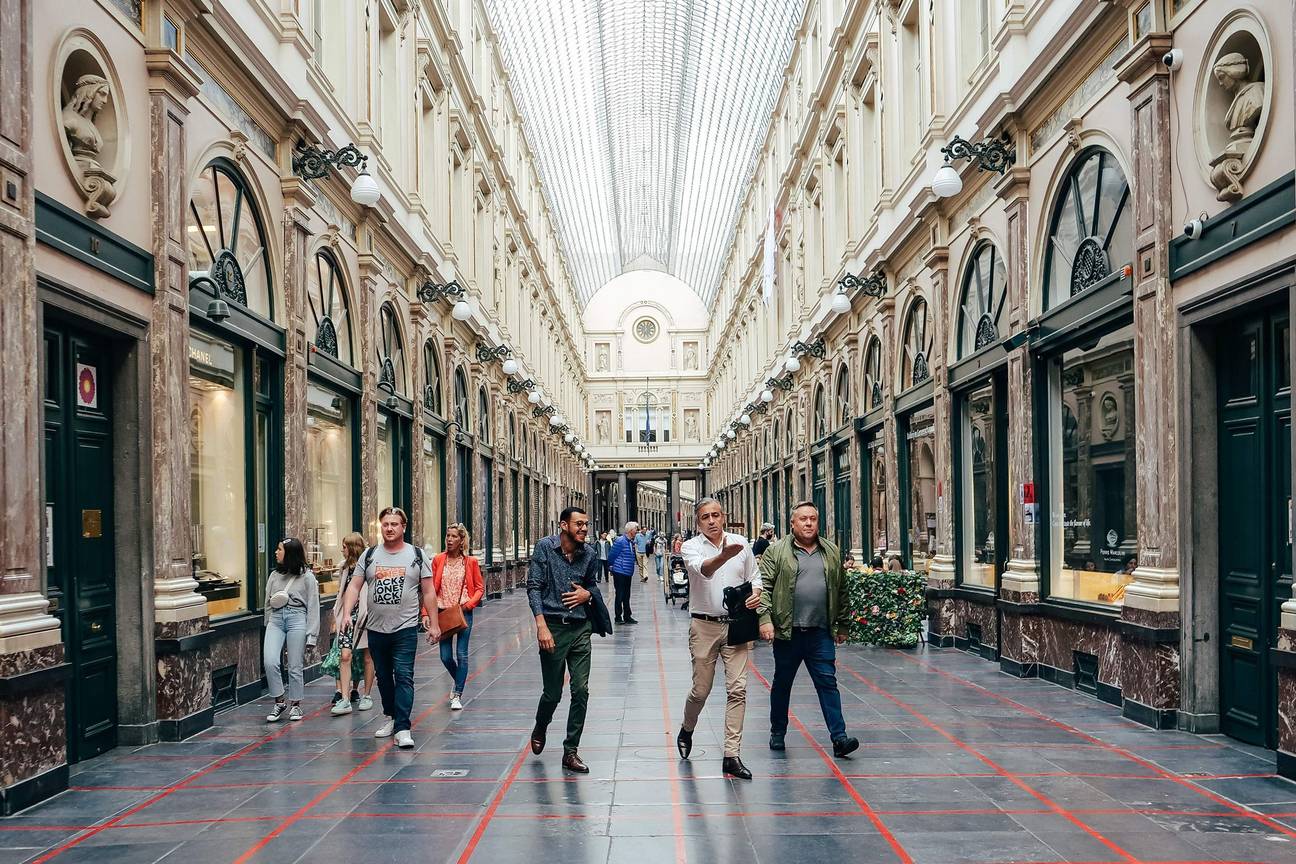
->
[371,566,406,605]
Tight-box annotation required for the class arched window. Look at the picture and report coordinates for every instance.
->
[307,249,352,365]
[957,241,1007,359]
[423,341,442,415]
[1043,147,1132,311]
[901,296,932,391]
[477,386,491,442]
[376,303,406,396]
[812,384,827,441]
[773,419,782,459]
[834,365,851,427]
[509,412,517,458]
[187,160,273,319]
[452,367,470,430]
[784,408,795,455]
[864,336,883,410]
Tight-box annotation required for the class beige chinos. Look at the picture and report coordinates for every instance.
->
[682,617,750,757]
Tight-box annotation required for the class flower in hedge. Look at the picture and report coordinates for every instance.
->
[871,605,880,614]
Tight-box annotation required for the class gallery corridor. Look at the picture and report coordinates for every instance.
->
[2,581,1294,864]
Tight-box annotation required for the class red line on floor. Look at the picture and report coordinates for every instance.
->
[839,661,1140,863]
[649,589,689,864]
[747,662,915,864]
[893,652,1296,841]
[229,627,527,864]
[454,744,530,862]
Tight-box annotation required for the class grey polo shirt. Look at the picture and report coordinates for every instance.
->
[792,544,828,629]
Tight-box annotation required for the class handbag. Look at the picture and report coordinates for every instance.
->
[437,603,467,639]
[723,582,760,646]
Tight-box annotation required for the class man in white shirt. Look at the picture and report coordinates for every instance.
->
[676,497,760,780]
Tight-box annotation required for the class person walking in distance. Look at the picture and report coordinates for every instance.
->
[598,531,612,583]
[337,507,438,748]
[608,521,639,624]
[636,525,651,582]
[758,502,860,758]
[432,523,483,711]
[751,523,775,558]
[528,507,605,773]
[653,529,667,581]
[263,538,320,722]
[331,532,376,716]
[677,498,761,779]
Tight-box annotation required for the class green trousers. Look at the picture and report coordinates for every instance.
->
[535,618,592,754]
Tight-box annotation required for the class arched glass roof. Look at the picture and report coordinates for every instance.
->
[485,0,804,307]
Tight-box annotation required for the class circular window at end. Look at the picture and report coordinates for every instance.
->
[633,316,659,343]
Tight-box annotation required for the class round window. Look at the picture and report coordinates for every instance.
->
[633,316,659,343]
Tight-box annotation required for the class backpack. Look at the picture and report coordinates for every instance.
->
[362,543,426,577]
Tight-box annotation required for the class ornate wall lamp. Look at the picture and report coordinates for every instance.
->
[507,378,535,394]
[292,140,380,206]
[838,268,887,299]
[533,404,557,420]
[416,278,475,322]
[931,133,1016,198]
[766,374,794,392]
[475,343,519,375]
[784,336,826,373]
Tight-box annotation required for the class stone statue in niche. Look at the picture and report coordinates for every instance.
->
[1100,393,1119,441]
[596,413,610,444]
[596,344,609,372]
[683,343,698,370]
[685,411,699,442]
[62,73,117,217]
[1208,52,1266,202]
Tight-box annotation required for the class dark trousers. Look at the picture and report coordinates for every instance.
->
[612,571,633,620]
[769,626,847,742]
[601,561,611,582]
[368,625,419,733]
[535,619,592,753]
[439,609,473,695]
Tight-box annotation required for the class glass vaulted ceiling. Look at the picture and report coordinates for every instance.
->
[485,0,804,307]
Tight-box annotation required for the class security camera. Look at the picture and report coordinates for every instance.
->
[1184,218,1204,240]
[1162,48,1184,71]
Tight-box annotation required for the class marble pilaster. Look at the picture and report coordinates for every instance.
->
[280,181,314,541]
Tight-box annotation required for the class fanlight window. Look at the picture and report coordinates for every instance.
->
[1043,147,1132,311]
[187,161,273,319]
[812,385,826,441]
[958,242,1008,359]
[901,297,933,391]
[784,409,795,455]
[477,387,491,442]
[835,365,851,427]
[308,250,352,365]
[864,336,883,410]
[376,304,406,396]
[423,341,442,415]
[453,367,470,430]
[509,413,517,458]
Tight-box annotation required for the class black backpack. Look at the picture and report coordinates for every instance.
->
[362,543,426,576]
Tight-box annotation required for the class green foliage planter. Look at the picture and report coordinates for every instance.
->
[845,567,926,647]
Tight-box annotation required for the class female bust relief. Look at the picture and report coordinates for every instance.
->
[1209,52,1266,201]
[61,73,117,217]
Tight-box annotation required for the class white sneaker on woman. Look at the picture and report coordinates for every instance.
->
[374,718,395,738]
[266,702,286,722]
[330,699,352,716]
[357,694,374,711]
[450,694,463,711]
[395,730,414,748]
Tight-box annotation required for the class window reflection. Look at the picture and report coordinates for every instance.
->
[906,405,936,574]
[377,411,394,511]
[422,434,444,554]
[1050,323,1138,605]
[961,382,996,588]
[869,439,887,555]
[306,382,353,596]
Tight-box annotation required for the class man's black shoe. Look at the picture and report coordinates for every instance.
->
[769,732,785,751]
[722,756,752,780]
[562,751,590,773]
[614,617,623,625]
[530,725,546,755]
[677,727,693,759]
[349,689,360,704]
[624,617,638,624]
[331,690,343,705]
[832,736,860,758]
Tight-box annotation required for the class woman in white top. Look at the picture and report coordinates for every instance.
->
[331,531,376,715]
[263,538,320,722]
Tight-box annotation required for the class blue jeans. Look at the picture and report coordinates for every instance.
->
[439,609,473,694]
[769,626,847,742]
[264,605,308,702]
[655,553,664,577]
[367,626,419,732]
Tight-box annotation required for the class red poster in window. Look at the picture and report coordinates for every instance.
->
[1022,482,1036,505]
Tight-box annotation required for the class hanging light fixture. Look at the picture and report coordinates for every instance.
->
[502,357,519,375]
[739,414,751,426]
[784,355,801,373]
[831,290,851,314]
[451,299,474,321]
[527,389,541,404]
[761,389,774,403]
[563,432,574,443]
[931,163,963,199]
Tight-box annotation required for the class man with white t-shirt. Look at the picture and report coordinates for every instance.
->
[675,497,761,780]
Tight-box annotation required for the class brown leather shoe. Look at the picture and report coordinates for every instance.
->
[561,751,590,773]
[530,725,546,755]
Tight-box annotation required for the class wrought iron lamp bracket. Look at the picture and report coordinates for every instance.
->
[791,337,827,359]
[839,269,887,298]
[766,374,795,392]
[507,378,535,394]
[533,405,556,419]
[476,343,511,364]
[416,279,465,304]
[940,133,1016,175]
[292,141,369,180]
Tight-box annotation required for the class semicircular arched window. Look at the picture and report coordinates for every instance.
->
[187,161,273,320]
[376,303,406,396]
[452,367,470,431]
[308,250,352,365]
[785,409,795,455]
[477,386,491,442]
[864,336,883,410]
[901,296,933,391]
[772,419,782,459]
[958,241,1008,359]
[509,413,517,459]
[1043,147,1132,311]
[812,384,827,441]
[835,365,851,427]
[423,341,442,415]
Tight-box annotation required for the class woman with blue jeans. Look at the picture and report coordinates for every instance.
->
[430,523,483,711]
[263,538,320,722]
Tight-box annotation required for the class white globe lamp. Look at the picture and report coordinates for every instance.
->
[831,291,851,314]
[932,163,963,199]
[784,355,800,373]
[502,358,519,376]
[350,170,381,207]
[528,390,541,404]
[761,389,774,403]
[451,299,473,321]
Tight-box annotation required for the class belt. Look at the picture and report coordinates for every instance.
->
[691,613,730,624]
[543,614,586,627]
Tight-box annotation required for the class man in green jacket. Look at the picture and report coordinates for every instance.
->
[757,501,860,758]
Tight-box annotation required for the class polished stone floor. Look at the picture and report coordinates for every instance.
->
[4,579,1296,864]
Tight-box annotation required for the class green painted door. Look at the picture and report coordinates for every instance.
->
[43,322,117,762]
[832,442,851,550]
[1217,308,1291,749]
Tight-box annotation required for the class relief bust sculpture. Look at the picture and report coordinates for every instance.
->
[61,73,117,217]
[1208,52,1265,201]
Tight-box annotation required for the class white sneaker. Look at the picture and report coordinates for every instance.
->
[330,699,353,716]
[357,694,374,711]
[374,718,395,738]
[450,694,463,711]
[394,730,414,748]
[266,702,286,722]
[288,705,303,721]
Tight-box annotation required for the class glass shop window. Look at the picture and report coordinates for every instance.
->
[906,405,936,575]
[377,411,394,512]
[960,381,997,589]
[306,382,353,596]
[422,434,445,555]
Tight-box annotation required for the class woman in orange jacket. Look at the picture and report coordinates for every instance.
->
[431,523,484,710]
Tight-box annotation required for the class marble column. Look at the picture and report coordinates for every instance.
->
[0,0,69,813]
[668,469,680,534]
[618,470,629,528]
[279,179,314,542]
[146,41,210,738]
[878,297,902,559]
[925,245,955,590]
[356,250,381,537]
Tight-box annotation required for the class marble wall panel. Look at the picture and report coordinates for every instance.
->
[1037,616,1123,689]
[208,627,262,687]
[156,648,210,721]
[0,686,65,789]
[1121,639,1179,709]
[1278,628,1295,760]
[1000,610,1042,666]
